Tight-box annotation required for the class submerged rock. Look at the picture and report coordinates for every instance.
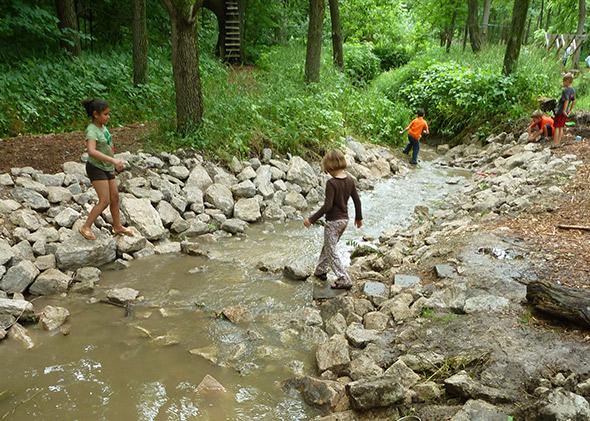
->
[39,305,70,330]
[283,262,312,281]
[195,374,227,394]
[106,287,139,305]
[221,305,251,324]
[8,322,34,349]
[0,297,35,321]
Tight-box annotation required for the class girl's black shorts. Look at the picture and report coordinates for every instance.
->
[86,162,115,181]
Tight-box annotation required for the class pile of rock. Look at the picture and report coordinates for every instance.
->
[289,134,590,420]
[0,139,402,345]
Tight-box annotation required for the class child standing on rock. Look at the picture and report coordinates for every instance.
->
[304,150,362,290]
[553,73,576,147]
[400,109,429,165]
[79,98,133,240]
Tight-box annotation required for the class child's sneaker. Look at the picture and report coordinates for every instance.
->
[409,160,418,165]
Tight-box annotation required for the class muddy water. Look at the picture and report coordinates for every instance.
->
[0,159,467,420]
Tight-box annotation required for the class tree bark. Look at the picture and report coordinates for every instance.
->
[503,0,530,75]
[572,0,586,69]
[467,0,482,52]
[481,0,492,42]
[132,0,149,85]
[446,3,459,53]
[527,280,590,328]
[163,0,204,133]
[328,0,343,71]
[55,0,81,55]
[305,0,325,83]
[538,0,544,30]
[462,19,469,52]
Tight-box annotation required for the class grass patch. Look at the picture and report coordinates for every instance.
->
[420,307,459,323]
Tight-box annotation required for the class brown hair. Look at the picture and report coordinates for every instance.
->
[81,98,109,117]
[322,149,347,173]
[531,110,543,119]
[563,73,574,82]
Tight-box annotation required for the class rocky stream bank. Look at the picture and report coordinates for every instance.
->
[0,129,589,420]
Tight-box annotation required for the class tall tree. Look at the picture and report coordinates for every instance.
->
[572,0,586,69]
[446,1,460,53]
[304,0,324,83]
[55,0,80,55]
[481,0,492,42]
[503,0,530,75]
[132,0,149,85]
[328,0,343,71]
[467,0,482,52]
[162,0,204,132]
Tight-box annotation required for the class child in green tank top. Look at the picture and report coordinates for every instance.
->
[79,98,133,241]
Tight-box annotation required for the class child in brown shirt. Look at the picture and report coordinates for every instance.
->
[304,150,363,289]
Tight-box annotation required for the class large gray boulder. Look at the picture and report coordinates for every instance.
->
[233,198,261,222]
[9,209,42,231]
[54,208,81,228]
[0,261,39,293]
[55,232,116,270]
[450,399,510,421]
[316,334,350,372]
[185,165,213,191]
[0,298,35,320]
[156,201,180,227]
[538,389,590,421]
[346,376,406,409]
[12,188,50,211]
[287,157,317,191]
[204,184,234,217]
[121,197,167,240]
[29,268,71,295]
[254,165,275,198]
[0,240,14,266]
[231,180,256,198]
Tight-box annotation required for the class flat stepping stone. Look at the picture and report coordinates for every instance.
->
[394,274,421,288]
[313,283,347,300]
[434,264,455,279]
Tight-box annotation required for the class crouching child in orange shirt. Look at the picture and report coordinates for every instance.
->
[400,109,429,165]
[527,110,554,143]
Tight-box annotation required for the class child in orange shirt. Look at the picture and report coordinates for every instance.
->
[527,110,554,143]
[400,109,429,165]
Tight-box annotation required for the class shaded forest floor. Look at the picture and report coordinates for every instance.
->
[492,127,590,290]
[0,123,151,173]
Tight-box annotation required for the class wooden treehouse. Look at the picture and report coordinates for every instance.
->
[203,0,246,63]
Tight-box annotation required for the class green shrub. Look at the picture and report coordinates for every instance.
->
[344,43,381,85]
[372,43,410,70]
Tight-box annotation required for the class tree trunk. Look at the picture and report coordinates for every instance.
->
[305,0,324,83]
[527,280,590,328]
[545,7,551,31]
[467,0,482,52]
[538,0,544,30]
[163,0,204,133]
[503,0,530,75]
[55,0,81,55]
[328,0,343,71]
[482,0,491,42]
[572,0,586,69]
[446,3,459,53]
[132,0,149,85]
[525,16,532,45]
[462,19,469,52]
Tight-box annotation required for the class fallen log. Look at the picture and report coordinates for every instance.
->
[526,280,590,328]
[556,224,590,231]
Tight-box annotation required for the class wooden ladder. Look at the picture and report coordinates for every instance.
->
[224,0,241,61]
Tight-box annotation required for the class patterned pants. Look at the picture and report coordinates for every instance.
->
[314,219,351,283]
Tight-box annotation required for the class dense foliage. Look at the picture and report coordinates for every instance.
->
[0,0,588,158]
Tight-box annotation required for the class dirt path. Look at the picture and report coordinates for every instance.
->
[0,123,151,174]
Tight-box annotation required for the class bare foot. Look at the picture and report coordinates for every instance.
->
[79,226,96,241]
[113,226,134,236]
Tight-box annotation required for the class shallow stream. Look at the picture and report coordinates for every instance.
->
[0,158,467,420]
